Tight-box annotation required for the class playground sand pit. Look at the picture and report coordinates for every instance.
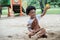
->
[0,14,60,40]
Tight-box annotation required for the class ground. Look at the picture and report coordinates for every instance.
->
[0,14,60,40]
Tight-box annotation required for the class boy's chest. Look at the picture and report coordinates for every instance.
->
[28,18,39,24]
[32,18,38,25]
[31,18,40,29]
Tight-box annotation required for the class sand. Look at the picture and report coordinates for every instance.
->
[0,14,60,40]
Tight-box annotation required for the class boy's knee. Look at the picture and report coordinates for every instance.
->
[41,28,46,33]
[41,28,46,31]
[29,32,34,36]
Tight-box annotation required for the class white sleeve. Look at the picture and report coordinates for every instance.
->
[28,19,34,25]
[28,20,32,24]
[36,14,41,20]
[27,19,32,27]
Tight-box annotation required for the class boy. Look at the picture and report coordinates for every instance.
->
[26,5,50,38]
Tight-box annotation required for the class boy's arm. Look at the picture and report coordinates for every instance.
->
[41,8,47,17]
[41,6,50,17]
[27,24,30,26]
[27,24,35,33]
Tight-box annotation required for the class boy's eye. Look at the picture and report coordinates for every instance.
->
[30,11,36,14]
[31,12,35,13]
[30,10,36,14]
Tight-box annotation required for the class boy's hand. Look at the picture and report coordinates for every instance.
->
[41,4,50,17]
[27,24,30,26]
[31,30,35,33]
[45,4,50,10]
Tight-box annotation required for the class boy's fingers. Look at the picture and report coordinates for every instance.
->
[45,4,50,9]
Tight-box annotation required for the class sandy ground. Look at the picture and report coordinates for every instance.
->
[0,14,60,40]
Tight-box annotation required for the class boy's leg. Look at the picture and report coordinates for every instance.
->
[37,28,47,38]
[28,29,39,38]
[28,32,35,38]
[28,28,43,38]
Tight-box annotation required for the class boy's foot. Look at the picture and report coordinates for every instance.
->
[40,34,47,38]
[28,35,31,38]
[37,34,47,39]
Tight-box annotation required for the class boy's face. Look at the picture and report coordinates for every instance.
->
[28,9,36,18]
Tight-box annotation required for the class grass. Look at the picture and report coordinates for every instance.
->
[2,7,8,15]
[36,8,60,14]
[2,8,60,15]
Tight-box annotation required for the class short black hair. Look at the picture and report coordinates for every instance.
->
[26,6,36,15]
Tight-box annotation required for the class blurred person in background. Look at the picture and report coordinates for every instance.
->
[39,0,47,13]
[0,5,2,18]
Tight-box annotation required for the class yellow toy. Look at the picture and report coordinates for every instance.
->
[46,4,50,9]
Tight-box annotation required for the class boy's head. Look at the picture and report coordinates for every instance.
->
[26,6,36,18]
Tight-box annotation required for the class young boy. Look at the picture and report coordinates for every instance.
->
[26,5,50,38]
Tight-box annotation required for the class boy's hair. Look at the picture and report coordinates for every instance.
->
[26,6,36,15]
